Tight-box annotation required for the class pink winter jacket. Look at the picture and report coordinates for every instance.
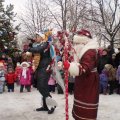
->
[20,68,31,85]
[48,76,56,85]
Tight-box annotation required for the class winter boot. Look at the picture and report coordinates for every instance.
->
[36,97,49,111]
[48,106,56,114]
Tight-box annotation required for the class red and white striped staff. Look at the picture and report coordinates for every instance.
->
[64,36,69,120]
[56,31,71,120]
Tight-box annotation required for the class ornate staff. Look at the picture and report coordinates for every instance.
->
[56,31,69,120]
[56,30,73,120]
[64,35,69,120]
[64,39,69,120]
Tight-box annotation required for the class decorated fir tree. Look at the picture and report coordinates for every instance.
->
[0,0,20,56]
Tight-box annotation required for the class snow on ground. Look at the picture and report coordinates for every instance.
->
[0,86,120,120]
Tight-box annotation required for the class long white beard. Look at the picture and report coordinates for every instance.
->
[73,44,84,62]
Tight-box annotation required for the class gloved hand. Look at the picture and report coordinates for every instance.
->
[63,60,70,70]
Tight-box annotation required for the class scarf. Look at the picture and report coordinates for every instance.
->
[22,67,27,79]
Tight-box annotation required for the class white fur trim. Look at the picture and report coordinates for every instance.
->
[68,62,80,76]
[21,62,29,68]
[73,35,90,44]
[78,38,98,60]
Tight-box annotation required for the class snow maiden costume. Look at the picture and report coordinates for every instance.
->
[65,29,99,120]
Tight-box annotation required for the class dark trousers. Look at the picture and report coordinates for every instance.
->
[20,85,31,92]
[49,85,55,92]
[108,81,116,94]
[37,68,51,98]
[57,84,63,94]
[7,83,14,92]
[99,81,108,94]
[32,71,37,88]
[68,82,74,94]
[42,97,48,109]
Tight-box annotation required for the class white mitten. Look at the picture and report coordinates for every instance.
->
[68,62,80,76]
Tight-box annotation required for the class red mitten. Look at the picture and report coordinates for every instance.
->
[63,60,70,70]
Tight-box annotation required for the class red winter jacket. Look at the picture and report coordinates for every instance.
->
[6,73,16,84]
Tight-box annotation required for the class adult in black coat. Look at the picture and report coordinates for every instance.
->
[114,46,120,68]
[28,32,57,114]
[97,49,112,74]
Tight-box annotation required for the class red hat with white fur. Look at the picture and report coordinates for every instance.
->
[77,29,92,38]
[73,29,92,44]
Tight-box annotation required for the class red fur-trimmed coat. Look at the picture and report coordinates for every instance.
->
[71,49,99,120]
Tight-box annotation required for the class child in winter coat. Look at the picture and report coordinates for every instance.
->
[104,64,116,95]
[99,69,108,95]
[116,65,120,94]
[20,62,31,92]
[6,68,16,92]
[15,62,22,85]
[0,62,6,93]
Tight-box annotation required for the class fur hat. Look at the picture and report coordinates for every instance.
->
[104,64,113,71]
[77,29,92,38]
[21,62,29,68]
[16,62,21,67]
[73,29,92,44]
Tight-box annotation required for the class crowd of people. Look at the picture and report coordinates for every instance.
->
[98,45,120,95]
[0,53,33,93]
[0,29,120,119]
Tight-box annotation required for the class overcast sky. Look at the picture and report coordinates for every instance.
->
[4,0,29,45]
[5,0,27,14]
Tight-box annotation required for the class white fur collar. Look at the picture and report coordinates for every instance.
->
[78,38,98,60]
[73,35,90,44]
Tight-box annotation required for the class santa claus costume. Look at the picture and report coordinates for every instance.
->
[66,29,99,120]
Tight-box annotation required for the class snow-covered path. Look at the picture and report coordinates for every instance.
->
[0,86,120,120]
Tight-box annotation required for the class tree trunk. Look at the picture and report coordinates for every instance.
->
[110,39,115,54]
